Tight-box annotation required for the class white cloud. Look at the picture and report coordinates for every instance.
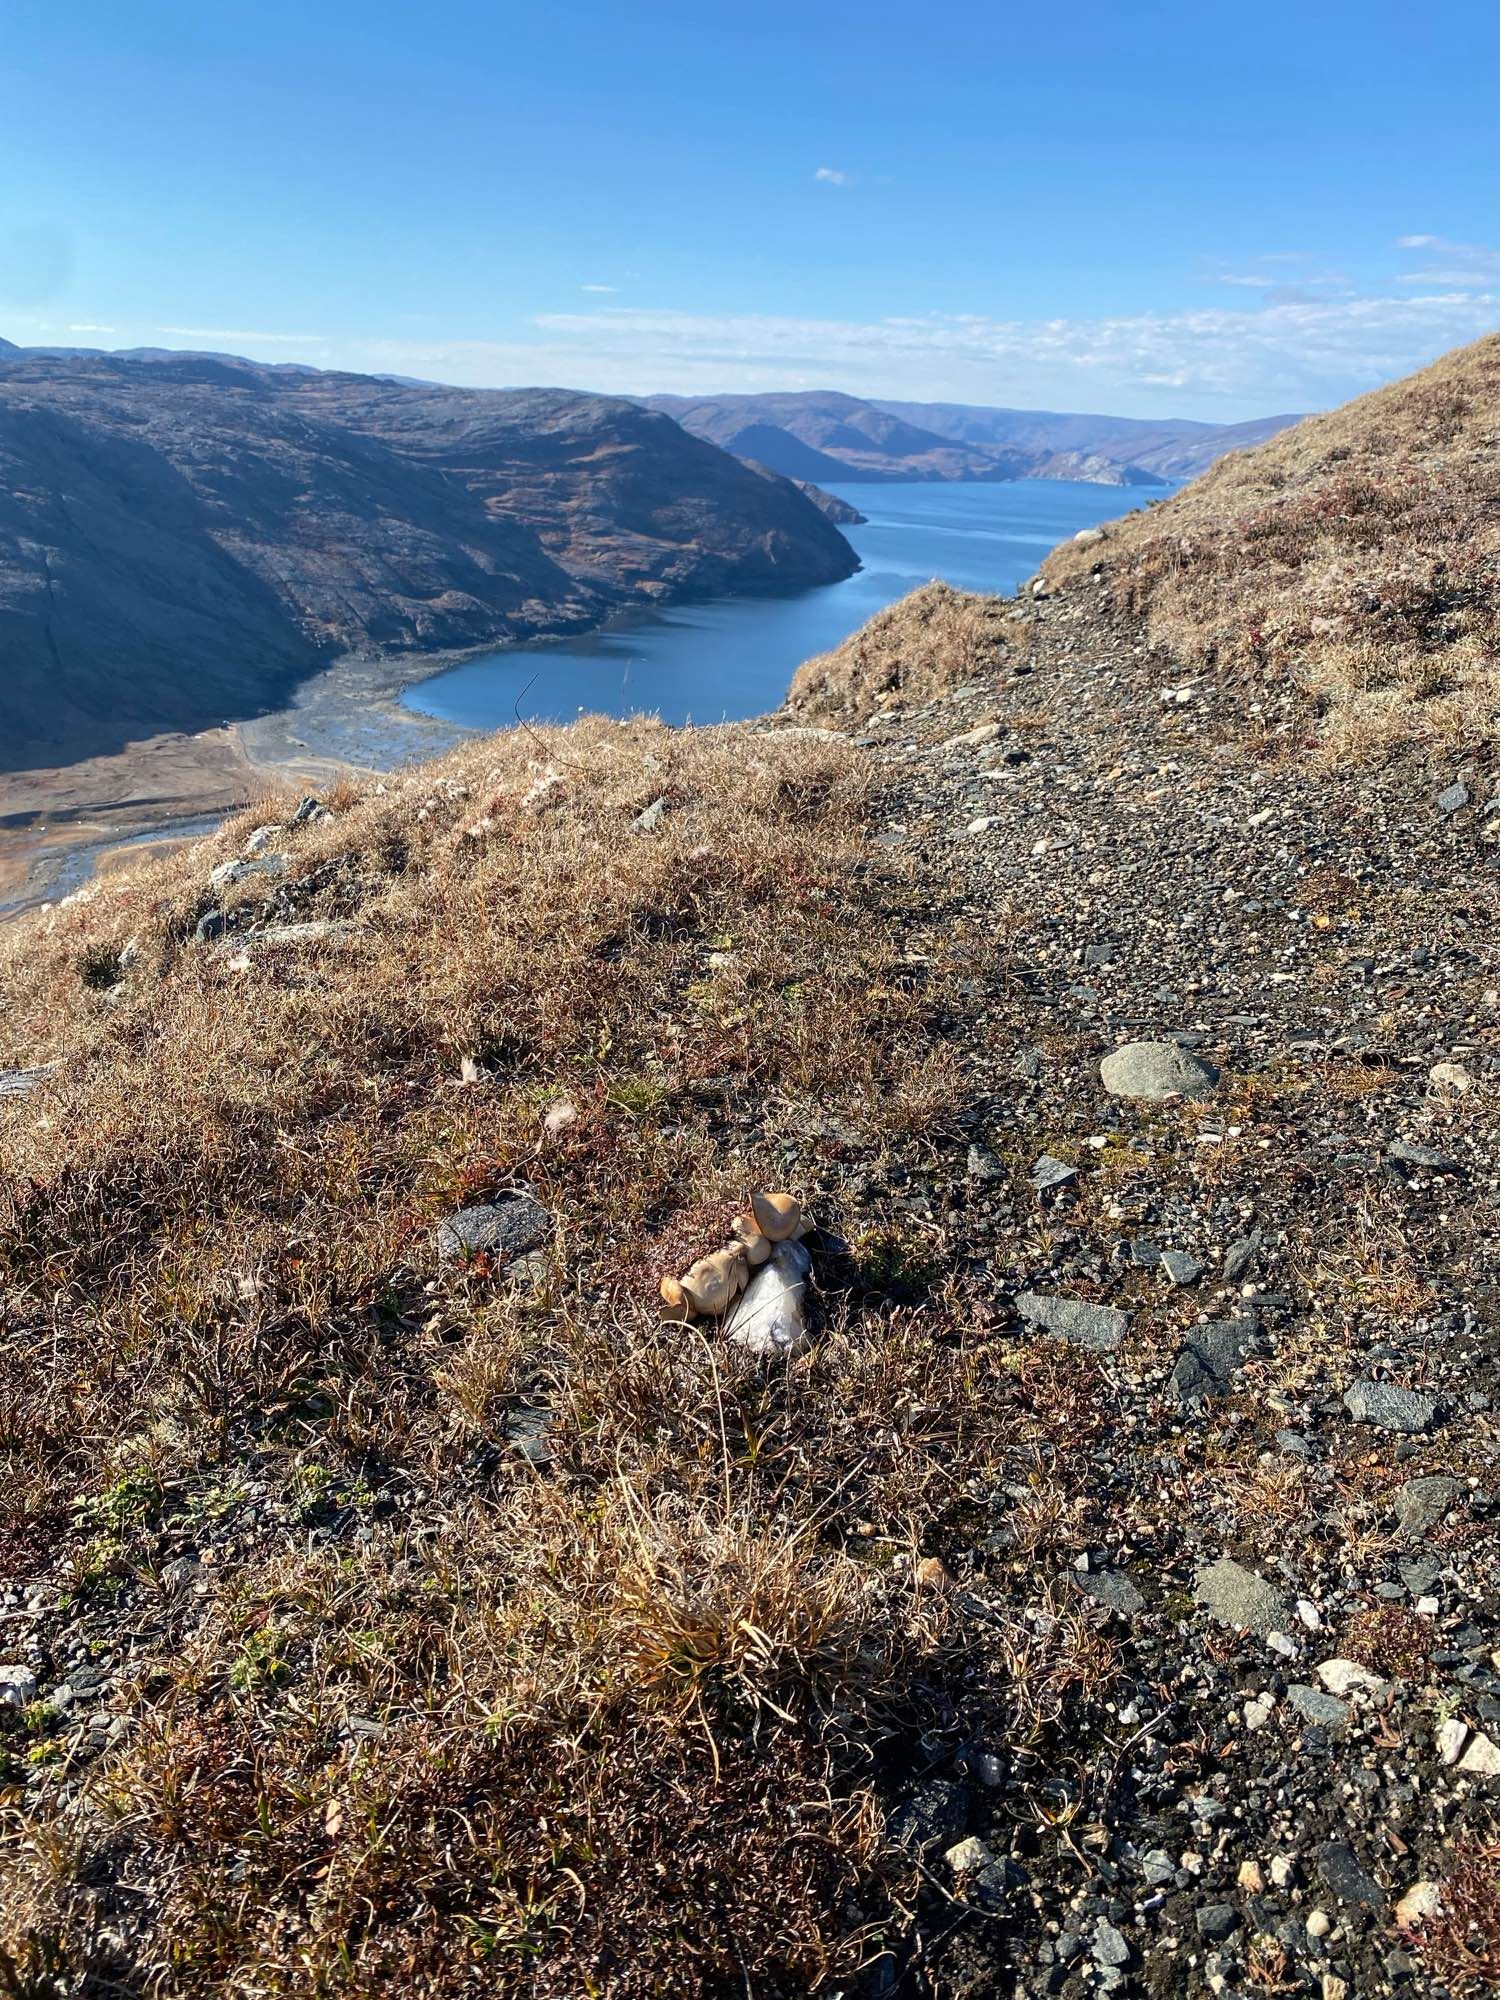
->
[157,325,328,345]
[580,283,618,294]
[1394,233,1500,285]
[520,291,1500,415]
[67,322,116,333]
[813,166,850,186]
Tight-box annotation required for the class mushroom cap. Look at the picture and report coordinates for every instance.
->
[658,1274,690,1322]
[730,1214,773,1265]
[680,1245,748,1317]
[751,1189,803,1243]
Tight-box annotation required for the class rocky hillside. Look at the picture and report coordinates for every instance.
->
[1044,332,1500,760]
[0,350,857,772]
[0,347,1496,2000]
[647,389,1300,489]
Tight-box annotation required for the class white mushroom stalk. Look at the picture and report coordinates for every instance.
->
[657,1190,810,1344]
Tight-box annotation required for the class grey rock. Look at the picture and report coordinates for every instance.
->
[966,1144,1005,1184]
[1317,1841,1385,1908]
[1142,1849,1176,1888]
[1388,1139,1462,1175]
[0,1663,38,1709]
[1344,1379,1436,1433]
[1287,1684,1349,1729]
[194,909,227,944]
[289,796,330,827]
[1193,1558,1289,1637]
[631,796,669,834]
[1014,1290,1130,1352]
[1076,1568,1145,1618]
[1100,1040,1220,1101]
[1093,1920,1130,1967]
[1160,1249,1203,1286]
[436,1194,552,1265]
[1222,1229,1263,1282]
[1030,1154,1078,1191]
[1399,1555,1440,1597]
[1276,1428,1313,1460]
[1393,1474,1462,1536]
[886,1778,968,1853]
[1438,781,1470,816]
[1171,1319,1262,1404]
[240,920,359,948]
[210,852,289,892]
[1196,1904,1238,1940]
[0,1065,56,1098]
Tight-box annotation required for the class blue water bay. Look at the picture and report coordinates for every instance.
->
[402,479,1158,730]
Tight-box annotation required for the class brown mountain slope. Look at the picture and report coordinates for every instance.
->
[0,352,856,773]
[1044,333,1500,756]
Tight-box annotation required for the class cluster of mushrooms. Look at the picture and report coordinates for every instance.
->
[659,1189,804,1319]
[654,1191,814,1357]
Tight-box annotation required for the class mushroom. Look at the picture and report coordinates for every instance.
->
[730,1214,773,1266]
[750,1189,803,1243]
[679,1245,748,1318]
[659,1274,690,1321]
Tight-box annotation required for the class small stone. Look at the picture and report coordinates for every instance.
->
[1100,1040,1220,1102]
[1269,1856,1297,1890]
[194,909,227,944]
[1237,1861,1266,1895]
[1093,1920,1130,1967]
[1437,781,1470,816]
[1193,1558,1289,1637]
[1394,1474,1462,1536]
[945,1835,993,1874]
[1076,1568,1146,1618]
[966,815,1003,835]
[886,1779,968,1852]
[1429,1061,1472,1093]
[1243,1692,1276,1729]
[915,1556,956,1592]
[1222,1229,1263,1282]
[1287,1685,1350,1729]
[209,853,289,892]
[966,1144,1005,1183]
[1196,1904,1238,1940]
[1318,1841,1385,1908]
[1394,1880,1443,1930]
[1160,1249,1203,1286]
[1437,1717,1470,1765]
[1315,1659,1388,1697]
[1031,1154,1078,1191]
[1141,1849,1177,1887]
[0,1664,38,1709]
[631,796,669,833]
[1013,1290,1130,1352]
[436,1195,551,1265]
[1306,1909,1332,1939]
[289,796,330,826]
[1171,1319,1261,1404]
[1387,1138,1462,1175]
[1458,1731,1500,1777]
[1344,1379,1436,1433]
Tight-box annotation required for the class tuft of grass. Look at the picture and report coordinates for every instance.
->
[787,579,1012,723]
[1043,331,1500,758]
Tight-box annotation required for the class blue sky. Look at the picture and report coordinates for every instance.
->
[4,0,1498,419]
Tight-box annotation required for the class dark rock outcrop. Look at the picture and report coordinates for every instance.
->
[0,351,857,772]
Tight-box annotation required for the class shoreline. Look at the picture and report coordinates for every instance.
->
[0,650,480,920]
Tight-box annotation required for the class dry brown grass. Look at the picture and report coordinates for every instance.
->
[787,579,1012,723]
[0,716,1088,1995]
[1045,332,1500,758]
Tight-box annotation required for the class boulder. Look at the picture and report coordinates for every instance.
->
[1344,1379,1436,1433]
[1014,1290,1129,1352]
[1100,1041,1219,1101]
[1193,1558,1288,1636]
[436,1194,551,1265]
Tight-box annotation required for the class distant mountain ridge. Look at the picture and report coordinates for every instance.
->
[0,347,856,772]
[644,389,1302,487]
